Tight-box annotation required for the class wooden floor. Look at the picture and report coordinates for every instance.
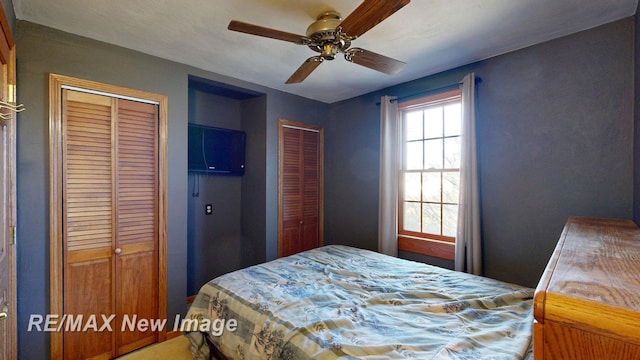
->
[116,336,193,360]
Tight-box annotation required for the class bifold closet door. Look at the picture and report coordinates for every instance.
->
[63,90,114,359]
[62,89,158,359]
[279,120,323,257]
[114,98,159,355]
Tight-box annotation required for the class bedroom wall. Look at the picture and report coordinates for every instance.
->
[239,95,267,267]
[14,20,328,359]
[326,18,634,288]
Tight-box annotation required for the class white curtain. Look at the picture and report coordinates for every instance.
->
[378,95,399,256]
[455,73,482,274]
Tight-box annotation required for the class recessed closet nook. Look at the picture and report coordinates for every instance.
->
[186,76,324,298]
[187,76,264,297]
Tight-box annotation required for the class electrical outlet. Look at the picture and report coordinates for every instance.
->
[205,204,213,215]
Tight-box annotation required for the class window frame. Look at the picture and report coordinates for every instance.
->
[397,89,462,260]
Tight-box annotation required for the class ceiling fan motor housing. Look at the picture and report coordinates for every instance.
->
[305,11,350,59]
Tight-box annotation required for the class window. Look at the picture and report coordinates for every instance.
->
[398,89,461,260]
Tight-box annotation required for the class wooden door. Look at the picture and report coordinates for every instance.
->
[62,90,159,359]
[114,98,159,355]
[278,120,323,257]
[62,90,115,359]
[0,100,16,360]
[0,115,9,360]
[0,3,16,359]
[50,74,167,360]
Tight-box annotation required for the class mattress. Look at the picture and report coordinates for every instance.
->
[184,245,533,359]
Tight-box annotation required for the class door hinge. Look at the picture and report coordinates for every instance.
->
[10,226,16,245]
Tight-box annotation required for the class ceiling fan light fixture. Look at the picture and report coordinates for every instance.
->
[321,43,339,60]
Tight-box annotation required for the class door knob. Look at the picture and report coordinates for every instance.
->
[114,248,122,255]
[0,302,8,321]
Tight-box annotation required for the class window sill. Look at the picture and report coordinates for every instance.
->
[398,235,454,260]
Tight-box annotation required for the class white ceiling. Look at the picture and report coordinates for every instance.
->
[12,0,639,103]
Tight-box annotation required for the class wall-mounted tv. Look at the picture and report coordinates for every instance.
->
[188,123,246,176]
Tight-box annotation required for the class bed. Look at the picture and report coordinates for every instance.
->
[184,245,534,359]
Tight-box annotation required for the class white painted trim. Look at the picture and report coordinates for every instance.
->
[282,124,320,133]
[61,85,160,105]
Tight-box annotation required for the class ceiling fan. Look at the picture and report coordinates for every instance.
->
[228,0,410,84]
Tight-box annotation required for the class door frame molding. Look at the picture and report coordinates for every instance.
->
[0,1,16,357]
[277,118,324,257]
[48,74,168,358]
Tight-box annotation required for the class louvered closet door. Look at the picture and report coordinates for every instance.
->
[279,121,323,257]
[63,90,115,360]
[62,89,158,359]
[114,99,158,354]
[301,129,320,251]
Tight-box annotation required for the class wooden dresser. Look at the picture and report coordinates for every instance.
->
[534,217,640,359]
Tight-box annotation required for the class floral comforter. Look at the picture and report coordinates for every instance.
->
[184,245,533,360]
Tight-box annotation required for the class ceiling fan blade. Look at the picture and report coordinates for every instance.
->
[286,56,325,84]
[228,20,309,45]
[345,48,406,75]
[338,0,410,38]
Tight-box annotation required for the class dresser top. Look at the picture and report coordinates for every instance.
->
[534,217,640,343]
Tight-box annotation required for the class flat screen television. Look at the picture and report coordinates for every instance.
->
[188,123,246,176]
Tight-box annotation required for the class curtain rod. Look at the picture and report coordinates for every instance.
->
[376,77,482,106]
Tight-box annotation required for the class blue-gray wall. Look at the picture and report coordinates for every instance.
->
[326,18,634,288]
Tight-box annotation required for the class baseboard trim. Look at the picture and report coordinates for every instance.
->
[165,329,182,340]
